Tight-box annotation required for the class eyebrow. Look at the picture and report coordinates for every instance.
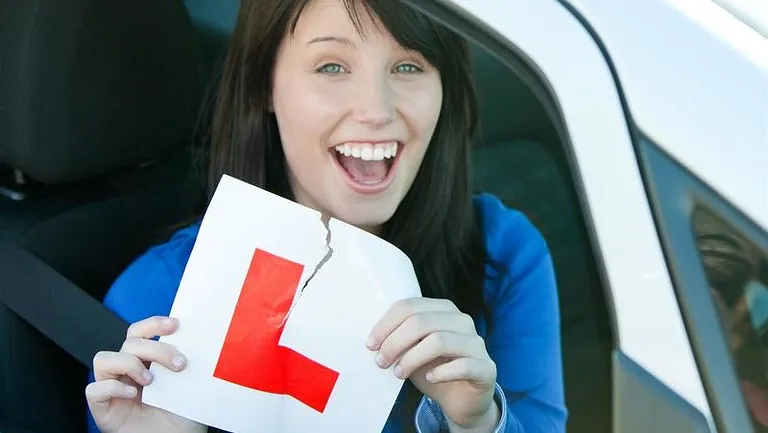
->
[307,36,356,47]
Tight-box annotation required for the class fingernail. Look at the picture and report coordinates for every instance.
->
[172,354,186,369]
[425,371,434,382]
[143,370,153,383]
[366,335,377,350]
[163,317,176,326]
[123,386,137,397]
[393,364,404,379]
[375,353,387,368]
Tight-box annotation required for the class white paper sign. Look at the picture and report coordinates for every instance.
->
[141,175,422,433]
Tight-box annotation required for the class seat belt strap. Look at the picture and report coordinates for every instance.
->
[0,239,128,367]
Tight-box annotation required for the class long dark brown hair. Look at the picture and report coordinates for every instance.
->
[205,0,491,428]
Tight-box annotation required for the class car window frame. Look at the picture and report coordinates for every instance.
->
[406,0,717,430]
[639,137,767,433]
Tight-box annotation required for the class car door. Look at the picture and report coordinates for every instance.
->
[404,0,767,432]
[564,1,767,432]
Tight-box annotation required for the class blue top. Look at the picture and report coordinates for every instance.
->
[86,193,567,433]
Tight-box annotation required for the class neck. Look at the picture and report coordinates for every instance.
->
[290,183,383,238]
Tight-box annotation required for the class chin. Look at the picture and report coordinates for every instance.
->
[328,199,400,234]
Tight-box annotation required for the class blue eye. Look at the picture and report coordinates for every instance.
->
[317,63,346,75]
[394,63,423,74]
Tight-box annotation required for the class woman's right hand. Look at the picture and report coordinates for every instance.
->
[85,316,205,433]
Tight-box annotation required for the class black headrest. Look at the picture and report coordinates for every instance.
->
[0,0,205,184]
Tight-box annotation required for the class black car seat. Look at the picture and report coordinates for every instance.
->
[469,44,614,433]
[0,0,207,431]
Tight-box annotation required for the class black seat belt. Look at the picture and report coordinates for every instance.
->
[0,239,129,367]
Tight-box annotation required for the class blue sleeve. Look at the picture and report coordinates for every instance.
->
[86,230,194,433]
[415,384,510,432]
[483,208,567,432]
[414,199,566,433]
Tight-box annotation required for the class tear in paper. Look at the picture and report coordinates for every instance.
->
[282,216,334,328]
[141,175,422,433]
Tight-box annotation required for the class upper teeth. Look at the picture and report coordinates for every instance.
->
[335,142,398,161]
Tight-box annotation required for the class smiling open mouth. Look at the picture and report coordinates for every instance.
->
[332,142,400,193]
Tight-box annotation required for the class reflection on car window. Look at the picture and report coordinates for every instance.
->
[692,207,768,432]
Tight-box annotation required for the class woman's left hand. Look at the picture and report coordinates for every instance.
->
[367,298,500,432]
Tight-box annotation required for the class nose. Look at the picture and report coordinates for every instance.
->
[352,76,396,128]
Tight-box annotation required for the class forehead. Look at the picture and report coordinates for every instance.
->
[292,0,389,42]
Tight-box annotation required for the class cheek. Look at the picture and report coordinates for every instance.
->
[274,72,341,120]
[398,81,443,145]
[272,80,339,158]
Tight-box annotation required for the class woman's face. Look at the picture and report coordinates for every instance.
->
[271,0,443,233]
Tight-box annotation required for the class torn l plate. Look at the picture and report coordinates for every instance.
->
[141,174,422,433]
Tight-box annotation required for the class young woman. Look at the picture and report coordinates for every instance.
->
[84,1,567,432]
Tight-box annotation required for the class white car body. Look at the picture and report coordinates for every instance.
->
[446,0,767,430]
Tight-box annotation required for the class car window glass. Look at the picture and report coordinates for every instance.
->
[692,207,768,432]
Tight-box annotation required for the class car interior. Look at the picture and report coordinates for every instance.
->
[0,1,614,432]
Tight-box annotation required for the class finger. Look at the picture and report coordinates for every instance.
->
[376,312,476,368]
[392,332,487,379]
[85,379,138,406]
[425,357,497,385]
[93,351,155,385]
[126,316,179,340]
[121,337,187,372]
[367,298,458,350]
